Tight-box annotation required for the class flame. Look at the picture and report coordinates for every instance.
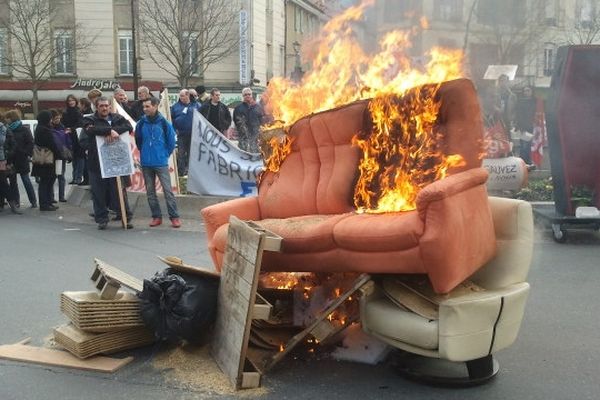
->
[353,85,466,213]
[264,1,463,127]
[263,133,294,174]
[261,1,464,212]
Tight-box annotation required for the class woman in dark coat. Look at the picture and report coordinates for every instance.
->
[31,111,60,211]
[63,94,84,184]
[4,109,37,208]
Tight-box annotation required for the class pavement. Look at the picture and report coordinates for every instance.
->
[1,181,600,399]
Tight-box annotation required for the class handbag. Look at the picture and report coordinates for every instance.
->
[32,145,54,165]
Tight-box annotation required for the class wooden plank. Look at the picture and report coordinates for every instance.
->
[93,259,144,293]
[252,293,273,320]
[245,221,283,252]
[157,256,220,278]
[264,273,371,371]
[252,304,272,321]
[241,372,261,389]
[310,320,336,343]
[0,344,133,373]
[212,216,278,390]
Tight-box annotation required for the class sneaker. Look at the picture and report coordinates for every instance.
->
[98,221,108,230]
[149,218,162,227]
[123,222,134,229]
[30,203,37,209]
[170,218,182,228]
[40,205,58,211]
[59,198,67,203]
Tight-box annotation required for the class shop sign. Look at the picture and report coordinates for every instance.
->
[70,79,121,91]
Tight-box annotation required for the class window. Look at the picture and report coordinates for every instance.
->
[184,32,199,75]
[542,43,556,77]
[384,0,415,22]
[477,0,525,27]
[55,30,74,74]
[0,29,7,74]
[118,30,133,76]
[434,0,463,22]
[543,0,558,26]
[294,7,304,33]
[577,0,596,28]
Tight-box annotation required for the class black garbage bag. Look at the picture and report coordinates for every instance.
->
[138,268,219,344]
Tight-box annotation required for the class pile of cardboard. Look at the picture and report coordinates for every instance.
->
[54,324,154,359]
[53,260,155,359]
[60,291,143,332]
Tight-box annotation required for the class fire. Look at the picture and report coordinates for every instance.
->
[261,0,464,212]
[353,85,466,213]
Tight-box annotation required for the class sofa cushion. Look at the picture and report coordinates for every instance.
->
[333,211,424,252]
[258,101,368,219]
[212,214,353,255]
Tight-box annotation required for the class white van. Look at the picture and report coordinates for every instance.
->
[21,119,38,135]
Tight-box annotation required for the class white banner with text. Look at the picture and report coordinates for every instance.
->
[187,110,263,197]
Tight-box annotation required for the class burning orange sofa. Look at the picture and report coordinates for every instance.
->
[201,79,497,294]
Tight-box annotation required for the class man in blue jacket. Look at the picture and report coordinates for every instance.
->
[135,96,181,228]
[170,89,199,176]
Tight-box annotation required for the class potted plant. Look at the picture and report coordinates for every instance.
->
[570,185,595,210]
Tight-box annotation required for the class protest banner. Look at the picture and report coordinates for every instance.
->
[187,110,263,197]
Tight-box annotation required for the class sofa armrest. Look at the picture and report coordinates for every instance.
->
[201,196,262,241]
[415,168,497,294]
[416,168,489,218]
[438,282,530,361]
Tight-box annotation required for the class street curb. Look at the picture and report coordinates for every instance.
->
[66,185,234,219]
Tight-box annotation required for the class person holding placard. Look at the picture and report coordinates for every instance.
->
[82,97,134,230]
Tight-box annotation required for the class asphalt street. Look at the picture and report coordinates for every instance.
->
[1,200,599,400]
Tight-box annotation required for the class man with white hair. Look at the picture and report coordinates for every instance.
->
[131,86,152,121]
[113,88,133,116]
[233,87,265,153]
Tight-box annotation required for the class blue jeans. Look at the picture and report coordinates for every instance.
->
[57,160,66,200]
[71,157,84,183]
[8,171,36,206]
[142,166,179,219]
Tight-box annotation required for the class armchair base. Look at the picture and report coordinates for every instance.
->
[392,352,499,387]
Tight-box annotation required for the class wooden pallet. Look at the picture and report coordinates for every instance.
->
[211,216,282,390]
[91,258,143,299]
[211,216,371,390]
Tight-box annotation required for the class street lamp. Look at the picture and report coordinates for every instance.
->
[131,0,139,99]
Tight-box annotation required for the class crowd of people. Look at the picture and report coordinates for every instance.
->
[482,74,542,168]
[1,83,270,223]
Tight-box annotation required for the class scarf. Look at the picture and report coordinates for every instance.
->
[8,120,22,131]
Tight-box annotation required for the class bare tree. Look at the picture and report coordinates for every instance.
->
[0,0,96,114]
[138,0,239,88]
[563,9,600,45]
[463,0,553,71]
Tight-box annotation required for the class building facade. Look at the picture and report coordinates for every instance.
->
[0,0,328,114]
[365,0,600,89]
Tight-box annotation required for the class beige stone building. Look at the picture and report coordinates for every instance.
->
[365,0,600,89]
[0,0,328,111]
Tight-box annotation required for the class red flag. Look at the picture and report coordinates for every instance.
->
[531,98,546,168]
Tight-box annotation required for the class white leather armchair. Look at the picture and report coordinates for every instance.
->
[360,197,534,385]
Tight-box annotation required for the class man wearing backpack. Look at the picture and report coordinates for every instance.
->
[135,96,181,228]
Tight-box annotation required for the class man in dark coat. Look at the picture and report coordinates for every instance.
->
[199,88,232,134]
[82,96,134,230]
[31,111,60,211]
[4,109,36,208]
[233,87,265,153]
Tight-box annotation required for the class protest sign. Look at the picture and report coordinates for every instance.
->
[187,110,263,197]
[96,133,135,179]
